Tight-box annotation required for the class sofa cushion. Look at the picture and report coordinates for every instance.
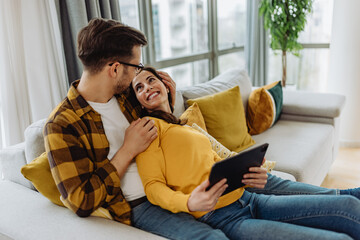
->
[173,90,185,118]
[187,86,255,152]
[247,81,283,135]
[21,152,64,206]
[180,103,207,131]
[24,118,47,164]
[0,181,165,240]
[180,68,252,110]
[0,142,33,189]
[252,120,334,184]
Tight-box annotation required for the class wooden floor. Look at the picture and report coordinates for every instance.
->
[320,147,360,189]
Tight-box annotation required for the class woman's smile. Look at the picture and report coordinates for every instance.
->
[147,91,160,101]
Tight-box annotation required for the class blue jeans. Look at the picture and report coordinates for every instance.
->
[199,191,360,240]
[247,173,339,196]
[132,200,229,240]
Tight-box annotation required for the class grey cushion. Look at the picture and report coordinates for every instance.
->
[173,90,185,118]
[0,142,32,189]
[252,120,334,185]
[179,68,252,109]
[24,119,47,164]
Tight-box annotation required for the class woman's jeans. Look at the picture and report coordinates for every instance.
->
[131,174,346,240]
[199,191,360,240]
[247,173,339,196]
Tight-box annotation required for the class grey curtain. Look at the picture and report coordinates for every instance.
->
[56,0,121,84]
[245,0,268,87]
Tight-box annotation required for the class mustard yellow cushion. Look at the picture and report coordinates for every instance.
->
[21,152,113,219]
[21,152,64,206]
[180,102,207,132]
[247,81,283,135]
[187,86,255,152]
[191,123,275,172]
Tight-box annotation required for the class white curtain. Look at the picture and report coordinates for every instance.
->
[0,0,68,149]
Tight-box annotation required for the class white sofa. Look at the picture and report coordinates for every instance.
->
[0,68,345,240]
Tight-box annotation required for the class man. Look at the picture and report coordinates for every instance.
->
[44,18,230,239]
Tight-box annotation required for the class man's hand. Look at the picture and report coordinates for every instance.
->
[122,118,158,156]
[242,166,268,189]
[111,118,158,177]
[157,71,176,108]
[187,179,227,212]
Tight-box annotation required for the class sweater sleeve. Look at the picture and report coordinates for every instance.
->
[135,135,191,214]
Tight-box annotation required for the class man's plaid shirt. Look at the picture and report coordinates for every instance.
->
[44,80,142,225]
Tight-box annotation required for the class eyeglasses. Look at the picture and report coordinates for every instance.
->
[109,61,144,73]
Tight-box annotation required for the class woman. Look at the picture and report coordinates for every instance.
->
[131,67,360,240]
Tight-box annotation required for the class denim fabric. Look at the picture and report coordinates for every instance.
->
[132,200,229,240]
[199,191,360,240]
[247,173,339,195]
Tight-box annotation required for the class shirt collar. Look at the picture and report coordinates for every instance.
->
[67,80,94,117]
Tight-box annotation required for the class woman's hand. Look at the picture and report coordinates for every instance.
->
[157,71,176,108]
[187,179,227,212]
[242,164,268,189]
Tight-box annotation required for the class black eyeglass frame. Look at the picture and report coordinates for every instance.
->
[109,61,144,73]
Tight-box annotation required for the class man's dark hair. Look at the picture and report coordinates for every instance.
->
[77,18,147,73]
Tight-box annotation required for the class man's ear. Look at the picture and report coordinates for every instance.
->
[109,62,121,77]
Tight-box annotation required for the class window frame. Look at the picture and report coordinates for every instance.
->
[137,0,245,81]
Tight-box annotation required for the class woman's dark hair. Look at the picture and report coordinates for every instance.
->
[130,67,186,125]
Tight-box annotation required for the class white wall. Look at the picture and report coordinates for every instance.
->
[328,0,360,147]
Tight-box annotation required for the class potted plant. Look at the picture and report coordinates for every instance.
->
[259,0,313,87]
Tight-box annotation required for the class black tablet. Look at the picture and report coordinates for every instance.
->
[207,143,269,196]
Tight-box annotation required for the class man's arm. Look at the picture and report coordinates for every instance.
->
[44,117,157,217]
[44,121,121,217]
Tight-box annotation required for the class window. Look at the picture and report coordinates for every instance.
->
[119,0,247,88]
[267,0,334,92]
[119,0,140,29]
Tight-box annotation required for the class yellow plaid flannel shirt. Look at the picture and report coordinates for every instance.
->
[44,80,141,225]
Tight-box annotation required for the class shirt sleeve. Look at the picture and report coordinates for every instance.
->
[44,121,122,217]
[135,134,191,214]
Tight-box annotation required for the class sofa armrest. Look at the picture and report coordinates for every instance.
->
[0,142,33,189]
[282,90,346,119]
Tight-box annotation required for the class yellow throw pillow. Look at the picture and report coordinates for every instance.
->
[191,123,275,172]
[21,152,64,206]
[247,81,283,135]
[187,86,255,152]
[180,102,207,132]
[21,152,113,219]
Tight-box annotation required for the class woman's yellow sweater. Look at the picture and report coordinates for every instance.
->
[136,117,243,218]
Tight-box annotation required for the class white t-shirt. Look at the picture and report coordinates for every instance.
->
[88,97,146,201]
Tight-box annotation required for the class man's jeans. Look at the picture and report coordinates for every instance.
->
[199,191,360,240]
[132,200,229,240]
[247,173,339,195]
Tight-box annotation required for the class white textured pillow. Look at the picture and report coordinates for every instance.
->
[180,68,252,109]
[190,123,276,172]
